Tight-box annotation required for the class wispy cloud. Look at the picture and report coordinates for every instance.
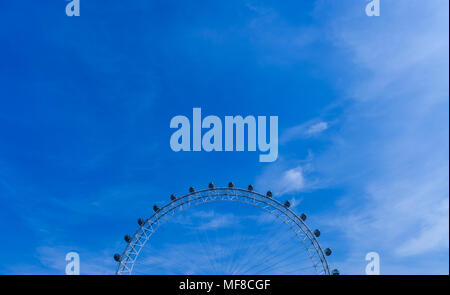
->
[255,156,319,196]
[171,210,241,231]
[311,0,449,274]
[4,246,117,275]
[396,198,449,257]
[280,120,329,144]
[196,213,240,230]
[276,166,305,194]
[131,225,319,274]
[306,122,328,135]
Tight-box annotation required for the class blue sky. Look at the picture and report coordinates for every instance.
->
[0,0,448,274]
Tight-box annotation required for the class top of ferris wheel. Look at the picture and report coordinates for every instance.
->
[166,182,295,213]
[113,182,340,275]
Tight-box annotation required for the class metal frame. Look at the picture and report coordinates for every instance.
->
[115,187,331,275]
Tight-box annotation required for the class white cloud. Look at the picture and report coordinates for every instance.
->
[171,210,241,231]
[280,120,329,144]
[311,0,449,274]
[33,246,115,275]
[306,122,328,135]
[133,226,319,274]
[279,167,305,194]
[395,198,449,257]
[196,213,239,230]
[256,163,308,196]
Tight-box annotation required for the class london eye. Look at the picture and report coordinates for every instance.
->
[113,183,338,275]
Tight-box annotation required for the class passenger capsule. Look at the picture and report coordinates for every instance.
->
[228,182,234,188]
[189,187,195,193]
[324,248,332,256]
[153,205,160,212]
[284,201,291,208]
[113,254,121,262]
[300,213,307,221]
[266,191,273,198]
[332,269,340,275]
[137,218,145,226]
[314,229,321,237]
[208,182,214,189]
[248,184,254,191]
[124,235,131,243]
[170,194,177,201]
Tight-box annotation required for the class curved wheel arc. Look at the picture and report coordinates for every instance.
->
[115,186,332,275]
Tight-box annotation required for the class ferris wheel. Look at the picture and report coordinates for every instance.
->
[113,182,339,275]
